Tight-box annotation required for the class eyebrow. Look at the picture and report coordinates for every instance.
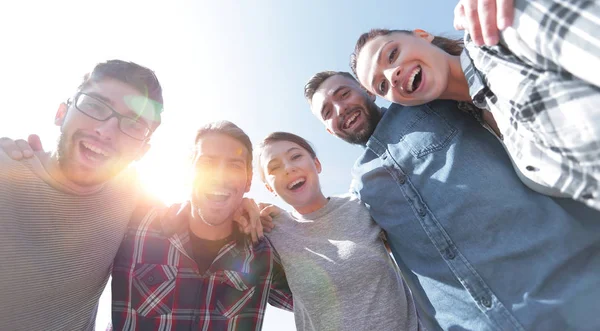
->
[87,91,151,125]
[320,86,347,118]
[266,158,281,169]
[199,155,246,165]
[265,147,301,169]
[86,92,114,105]
[371,40,393,89]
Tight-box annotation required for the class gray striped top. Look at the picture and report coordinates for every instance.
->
[0,151,139,330]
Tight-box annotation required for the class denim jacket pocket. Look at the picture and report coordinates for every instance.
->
[131,264,177,317]
[398,105,457,158]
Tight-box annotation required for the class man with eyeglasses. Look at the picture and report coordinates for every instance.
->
[0,60,164,330]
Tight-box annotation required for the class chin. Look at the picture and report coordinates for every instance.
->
[67,171,111,187]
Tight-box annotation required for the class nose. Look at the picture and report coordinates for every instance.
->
[94,117,120,140]
[284,160,297,174]
[333,101,346,116]
[212,163,228,181]
[384,66,402,88]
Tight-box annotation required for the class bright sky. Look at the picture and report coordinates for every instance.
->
[0,0,458,329]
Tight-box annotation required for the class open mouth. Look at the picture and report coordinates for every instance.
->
[405,66,423,94]
[205,191,231,202]
[342,110,361,130]
[287,178,306,191]
[79,141,110,163]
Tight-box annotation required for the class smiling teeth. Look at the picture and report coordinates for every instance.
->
[287,178,305,189]
[345,112,359,128]
[209,191,229,196]
[82,142,109,157]
[406,67,421,92]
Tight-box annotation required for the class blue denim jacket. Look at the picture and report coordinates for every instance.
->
[351,100,600,331]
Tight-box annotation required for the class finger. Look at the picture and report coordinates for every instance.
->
[259,206,273,218]
[0,137,24,160]
[233,211,249,228]
[258,202,270,210]
[260,214,274,227]
[250,224,258,244]
[28,134,44,152]
[463,0,484,46]
[496,0,513,30]
[453,2,466,30]
[260,214,274,233]
[232,205,243,222]
[478,0,499,45]
[261,205,281,217]
[257,216,264,239]
[16,139,34,158]
[239,217,249,233]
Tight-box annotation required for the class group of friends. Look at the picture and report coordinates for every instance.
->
[1,0,599,330]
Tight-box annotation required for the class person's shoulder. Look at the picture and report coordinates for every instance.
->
[112,166,142,189]
[393,100,459,112]
[330,193,356,203]
[332,193,367,210]
[0,150,45,181]
[272,208,293,222]
[0,149,26,168]
[127,201,170,232]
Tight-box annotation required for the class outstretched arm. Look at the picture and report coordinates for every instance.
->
[454,0,514,46]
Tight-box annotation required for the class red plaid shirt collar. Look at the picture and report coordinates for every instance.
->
[158,201,249,265]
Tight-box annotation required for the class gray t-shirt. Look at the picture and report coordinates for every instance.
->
[267,195,422,331]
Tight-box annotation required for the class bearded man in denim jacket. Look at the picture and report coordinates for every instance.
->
[305,71,600,331]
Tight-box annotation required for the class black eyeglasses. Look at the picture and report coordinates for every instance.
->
[70,92,153,141]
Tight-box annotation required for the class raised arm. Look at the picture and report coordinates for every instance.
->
[454,0,514,46]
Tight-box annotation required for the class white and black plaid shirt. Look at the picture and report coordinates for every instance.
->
[461,0,600,210]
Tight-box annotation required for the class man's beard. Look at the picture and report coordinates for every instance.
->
[56,133,74,175]
[56,132,120,186]
[340,98,381,145]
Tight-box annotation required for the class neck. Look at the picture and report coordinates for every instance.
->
[438,54,472,102]
[189,206,234,241]
[44,151,106,194]
[294,192,329,215]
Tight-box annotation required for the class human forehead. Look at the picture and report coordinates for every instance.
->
[194,133,249,164]
[260,140,303,165]
[310,75,362,111]
[355,34,397,88]
[81,78,158,123]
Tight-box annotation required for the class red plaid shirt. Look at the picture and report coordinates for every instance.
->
[111,202,293,330]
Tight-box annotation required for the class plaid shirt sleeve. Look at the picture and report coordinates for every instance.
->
[461,0,600,210]
[265,245,294,311]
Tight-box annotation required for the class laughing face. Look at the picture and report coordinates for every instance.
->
[55,78,154,186]
[260,140,322,210]
[191,133,251,227]
[355,30,452,106]
[309,74,381,145]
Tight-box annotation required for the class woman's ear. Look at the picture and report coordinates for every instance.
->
[413,29,434,43]
[314,157,322,174]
